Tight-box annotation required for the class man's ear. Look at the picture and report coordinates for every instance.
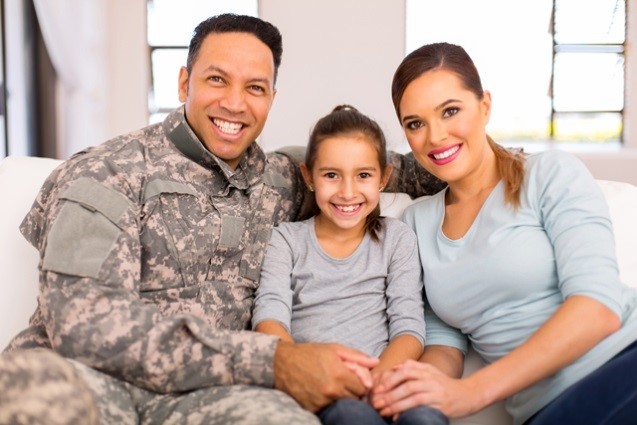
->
[178,66,189,103]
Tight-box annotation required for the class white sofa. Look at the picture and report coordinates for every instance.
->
[2,155,637,425]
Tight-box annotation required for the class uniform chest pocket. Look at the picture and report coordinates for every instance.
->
[141,179,218,290]
[236,185,283,283]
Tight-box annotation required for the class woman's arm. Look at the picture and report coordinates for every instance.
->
[372,290,620,419]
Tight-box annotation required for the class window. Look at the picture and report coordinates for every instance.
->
[406,0,626,146]
[146,0,258,124]
[0,3,6,158]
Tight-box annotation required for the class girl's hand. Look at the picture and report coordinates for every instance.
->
[343,360,374,391]
[371,359,483,419]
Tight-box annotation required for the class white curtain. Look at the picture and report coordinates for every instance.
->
[33,0,109,158]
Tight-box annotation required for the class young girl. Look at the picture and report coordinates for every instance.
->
[252,105,448,425]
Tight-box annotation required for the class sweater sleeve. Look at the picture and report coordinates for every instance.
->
[19,157,279,394]
[251,226,295,332]
[383,220,426,347]
[529,151,626,318]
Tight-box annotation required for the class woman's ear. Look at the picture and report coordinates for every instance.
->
[482,90,492,124]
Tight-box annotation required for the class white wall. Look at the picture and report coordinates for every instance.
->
[259,0,407,153]
[7,0,637,184]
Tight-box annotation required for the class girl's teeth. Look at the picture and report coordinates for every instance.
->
[336,204,359,212]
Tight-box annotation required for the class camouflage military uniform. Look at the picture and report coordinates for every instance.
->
[0,107,444,424]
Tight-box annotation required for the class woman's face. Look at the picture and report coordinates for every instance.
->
[398,69,492,184]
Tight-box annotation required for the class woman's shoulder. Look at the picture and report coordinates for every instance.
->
[524,149,592,187]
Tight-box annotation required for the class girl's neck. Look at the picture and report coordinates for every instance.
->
[313,215,366,259]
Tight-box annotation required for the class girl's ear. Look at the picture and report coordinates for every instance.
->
[381,164,394,190]
[300,163,313,188]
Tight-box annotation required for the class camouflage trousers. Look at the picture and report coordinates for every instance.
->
[0,349,320,425]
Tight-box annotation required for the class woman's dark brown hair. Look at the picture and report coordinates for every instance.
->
[300,104,389,241]
[391,42,524,208]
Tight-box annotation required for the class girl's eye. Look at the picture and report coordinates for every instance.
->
[443,107,459,118]
[324,172,337,179]
[359,172,372,179]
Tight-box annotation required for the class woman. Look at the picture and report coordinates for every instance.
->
[370,42,637,425]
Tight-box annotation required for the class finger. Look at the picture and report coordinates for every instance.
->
[344,361,373,389]
[379,391,437,418]
[336,347,379,368]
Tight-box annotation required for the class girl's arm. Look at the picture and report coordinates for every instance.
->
[255,320,295,343]
[373,334,423,377]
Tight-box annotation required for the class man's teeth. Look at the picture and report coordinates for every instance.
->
[336,204,360,212]
[432,145,459,160]
[213,119,242,135]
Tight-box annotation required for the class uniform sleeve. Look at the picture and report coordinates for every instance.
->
[384,222,426,347]
[252,227,295,332]
[530,152,626,319]
[20,158,279,393]
[386,151,447,198]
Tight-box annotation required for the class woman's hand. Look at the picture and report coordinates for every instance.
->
[370,359,484,419]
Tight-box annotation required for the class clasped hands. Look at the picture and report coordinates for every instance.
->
[274,342,480,419]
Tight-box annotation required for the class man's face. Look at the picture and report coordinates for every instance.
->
[178,32,276,169]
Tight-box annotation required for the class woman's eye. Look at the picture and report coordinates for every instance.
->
[406,121,423,130]
[443,107,459,118]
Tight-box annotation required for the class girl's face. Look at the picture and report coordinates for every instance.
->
[398,69,492,185]
[301,134,392,235]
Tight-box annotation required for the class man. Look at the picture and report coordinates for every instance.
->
[0,14,443,424]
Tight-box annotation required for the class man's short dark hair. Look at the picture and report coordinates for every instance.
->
[187,13,283,84]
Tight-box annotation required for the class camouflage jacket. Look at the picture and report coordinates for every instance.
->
[6,107,445,394]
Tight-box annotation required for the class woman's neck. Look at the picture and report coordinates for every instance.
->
[447,146,500,205]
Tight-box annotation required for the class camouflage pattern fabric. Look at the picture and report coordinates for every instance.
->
[0,106,442,423]
[0,348,319,424]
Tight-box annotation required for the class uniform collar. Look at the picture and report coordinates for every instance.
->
[163,106,267,191]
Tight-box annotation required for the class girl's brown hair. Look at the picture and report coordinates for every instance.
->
[300,104,389,241]
[391,42,524,208]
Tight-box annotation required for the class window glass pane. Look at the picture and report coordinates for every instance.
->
[406,0,553,142]
[553,112,621,142]
[150,49,187,111]
[554,0,625,44]
[553,52,624,112]
[148,0,258,46]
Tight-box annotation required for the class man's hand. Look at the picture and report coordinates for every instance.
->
[273,342,378,412]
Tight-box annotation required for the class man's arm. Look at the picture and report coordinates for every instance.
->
[21,156,280,394]
[385,151,447,198]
